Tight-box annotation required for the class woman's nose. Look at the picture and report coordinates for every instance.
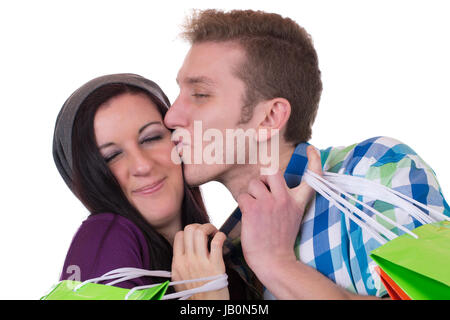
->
[129,149,153,176]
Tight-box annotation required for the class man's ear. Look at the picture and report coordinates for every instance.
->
[255,98,291,142]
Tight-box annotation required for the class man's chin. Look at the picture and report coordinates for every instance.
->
[182,163,220,187]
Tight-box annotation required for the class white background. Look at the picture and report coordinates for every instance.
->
[0,0,449,299]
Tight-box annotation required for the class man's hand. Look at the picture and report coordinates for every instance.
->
[171,223,229,300]
[237,146,322,281]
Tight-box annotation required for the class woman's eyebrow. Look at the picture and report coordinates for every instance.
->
[99,142,115,150]
[138,121,163,134]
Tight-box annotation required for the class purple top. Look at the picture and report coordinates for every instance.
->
[60,213,249,299]
[59,213,153,289]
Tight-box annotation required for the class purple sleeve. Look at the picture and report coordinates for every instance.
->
[59,213,153,289]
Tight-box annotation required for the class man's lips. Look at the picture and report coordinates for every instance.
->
[132,177,166,195]
[176,142,187,156]
[172,135,183,146]
[174,140,189,157]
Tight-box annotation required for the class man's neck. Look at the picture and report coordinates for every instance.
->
[220,143,296,200]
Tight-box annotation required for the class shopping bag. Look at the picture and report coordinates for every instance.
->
[374,266,411,300]
[41,267,228,300]
[302,169,450,299]
[370,221,450,300]
[41,279,170,300]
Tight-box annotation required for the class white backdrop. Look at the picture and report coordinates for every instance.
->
[0,0,449,299]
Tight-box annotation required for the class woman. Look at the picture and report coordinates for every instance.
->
[53,73,232,299]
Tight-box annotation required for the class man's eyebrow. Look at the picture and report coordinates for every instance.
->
[177,76,216,86]
[98,121,162,149]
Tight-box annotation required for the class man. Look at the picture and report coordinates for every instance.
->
[164,9,450,299]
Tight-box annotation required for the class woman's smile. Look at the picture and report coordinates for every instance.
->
[94,92,184,227]
[132,177,166,196]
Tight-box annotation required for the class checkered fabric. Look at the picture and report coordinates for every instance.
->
[220,136,450,299]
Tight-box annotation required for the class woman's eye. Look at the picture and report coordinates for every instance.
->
[141,135,163,144]
[104,152,121,163]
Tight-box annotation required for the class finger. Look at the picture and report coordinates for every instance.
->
[306,145,322,176]
[210,231,227,266]
[247,178,270,200]
[237,192,256,215]
[289,146,322,208]
[183,223,200,257]
[173,230,185,256]
[198,223,219,235]
[261,169,288,199]
[194,223,219,257]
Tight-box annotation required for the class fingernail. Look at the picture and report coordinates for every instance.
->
[314,146,320,157]
[308,145,320,156]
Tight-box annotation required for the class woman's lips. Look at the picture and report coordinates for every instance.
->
[132,178,166,195]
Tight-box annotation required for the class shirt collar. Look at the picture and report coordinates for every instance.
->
[219,141,311,298]
[220,141,311,241]
[283,142,311,188]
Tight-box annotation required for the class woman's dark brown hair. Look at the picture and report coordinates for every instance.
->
[71,83,209,277]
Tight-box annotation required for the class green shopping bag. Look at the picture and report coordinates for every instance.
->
[41,280,169,300]
[41,267,228,300]
[303,169,450,300]
[370,220,450,300]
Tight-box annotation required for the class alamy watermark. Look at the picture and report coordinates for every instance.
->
[171,121,280,175]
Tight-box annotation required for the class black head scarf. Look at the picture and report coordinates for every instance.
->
[52,73,171,193]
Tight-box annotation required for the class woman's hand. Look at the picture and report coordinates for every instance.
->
[171,223,229,300]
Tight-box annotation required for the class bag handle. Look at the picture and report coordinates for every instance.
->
[323,171,449,222]
[303,171,392,244]
[302,169,450,243]
[126,273,228,300]
[73,267,228,300]
[304,170,418,240]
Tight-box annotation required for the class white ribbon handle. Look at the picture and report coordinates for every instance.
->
[303,171,391,244]
[73,267,228,300]
[323,171,449,223]
[127,273,228,300]
[302,169,450,243]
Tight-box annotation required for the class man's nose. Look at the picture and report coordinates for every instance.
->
[164,96,189,129]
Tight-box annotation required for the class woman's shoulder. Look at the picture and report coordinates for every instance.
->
[82,213,143,234]
[73,213,147,249]
[60,213,151,285]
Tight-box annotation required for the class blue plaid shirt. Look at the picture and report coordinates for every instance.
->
[220,136,450,299]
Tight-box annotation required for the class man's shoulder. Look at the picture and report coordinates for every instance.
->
[324,136,415,159]
[320,136,447,209]
[322,136,418,175]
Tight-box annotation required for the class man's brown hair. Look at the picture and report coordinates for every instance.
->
[181,9,322,144]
